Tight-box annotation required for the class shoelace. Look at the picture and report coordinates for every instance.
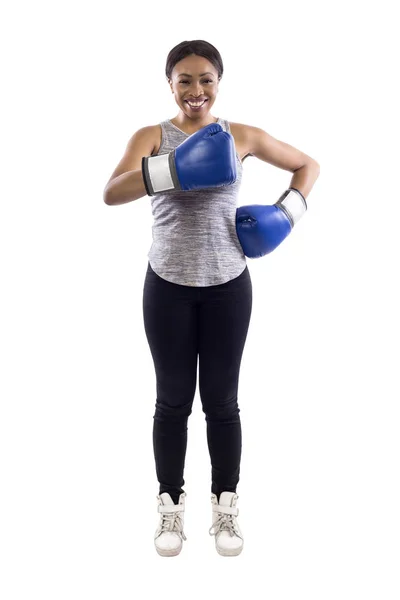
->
[208,512,243,539]
[160,511,187,541]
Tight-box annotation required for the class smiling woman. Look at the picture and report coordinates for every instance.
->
[165,41,223,133]
[103,39,319,559]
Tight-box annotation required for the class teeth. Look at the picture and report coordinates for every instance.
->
[187,100,206,107]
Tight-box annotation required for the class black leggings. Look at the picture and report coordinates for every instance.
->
[142,262,253,504]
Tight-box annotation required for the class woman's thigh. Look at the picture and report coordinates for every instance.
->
[142,263,199,404]
[198,267,253,402]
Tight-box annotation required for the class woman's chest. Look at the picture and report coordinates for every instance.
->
[152,122,250,163]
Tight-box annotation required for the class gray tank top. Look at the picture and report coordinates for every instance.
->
[147,118,247,286]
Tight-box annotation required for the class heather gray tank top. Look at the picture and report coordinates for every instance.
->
[147,118,247,286]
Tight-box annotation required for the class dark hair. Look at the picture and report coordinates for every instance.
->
[165,40,223,82]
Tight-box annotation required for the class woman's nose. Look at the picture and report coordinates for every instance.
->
[190,84,203,95]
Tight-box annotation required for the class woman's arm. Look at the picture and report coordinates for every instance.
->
[244,125,320,198]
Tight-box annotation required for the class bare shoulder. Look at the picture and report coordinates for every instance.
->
[227,121,254,161]
[227,121,249,143]
[104,124,161,187]
[132,124,162,155]
[145,123,162,155]
[228,121,264,152]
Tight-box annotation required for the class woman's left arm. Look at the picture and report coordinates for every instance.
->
[245,125,320,199]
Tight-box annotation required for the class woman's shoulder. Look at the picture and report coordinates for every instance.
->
[227,120,257,142]
[227,121,254,161]
[135,123,163,156]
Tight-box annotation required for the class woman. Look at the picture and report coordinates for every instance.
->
[103,40,320,558]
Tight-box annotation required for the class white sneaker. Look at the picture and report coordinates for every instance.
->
[154,492,187,557]
[209,492,244,556]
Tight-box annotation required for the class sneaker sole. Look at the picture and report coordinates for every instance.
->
[216,544,243,557]
[155,542,183,557]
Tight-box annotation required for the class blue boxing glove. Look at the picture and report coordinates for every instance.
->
[142,123,237,196]
[236,188,307,258]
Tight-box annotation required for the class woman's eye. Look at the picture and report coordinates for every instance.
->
[179,79,212,84]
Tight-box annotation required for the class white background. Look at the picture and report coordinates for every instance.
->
[1,0,399,598]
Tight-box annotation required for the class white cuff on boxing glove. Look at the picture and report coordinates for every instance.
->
[142,153,180,196]
[275,187,307,227]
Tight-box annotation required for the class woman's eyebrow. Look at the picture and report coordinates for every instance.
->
[177,72,214,77]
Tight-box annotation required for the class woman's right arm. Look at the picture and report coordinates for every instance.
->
[103,127,156,205]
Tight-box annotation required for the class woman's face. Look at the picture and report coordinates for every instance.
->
[169,54,220,118]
